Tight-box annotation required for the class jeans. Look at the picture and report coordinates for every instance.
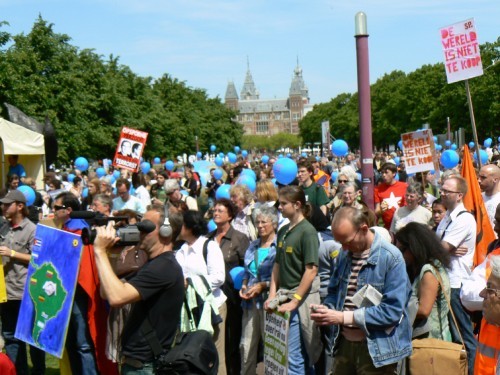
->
[121,362,154,375]
[288,310,314,375]
[1,300,46,375]
[449,287,476,375]
[65,290,99,375]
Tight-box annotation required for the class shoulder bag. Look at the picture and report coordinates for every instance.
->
[408,264,467,375]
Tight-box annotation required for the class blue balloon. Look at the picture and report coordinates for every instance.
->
[395,173,400,181]
[473,149,489,165]
[261,155,270,164]
[433,136,438,143]
[484,138,492,148]
[110,175,116,184]
[180,190,188,196]
[398,140,403,149]
[74,157,89,172]
[234,146,240,153]
[273,158,298,185]
[153,157,161,164]
[440,150,459,169]
[469,142,475,149]
[165,160,175,171]
[213,168,223,180]
[141,162,151,174]
[301,152,307,158]
[228,152,237,163]
[210,145,216,152]
[450,144,457,151]
[215,156,224,167]
[445,140,451,147]
[236,175,256,193]
[82,187,88,198]
[113,170,121,179]
[241,150,248,158]
[331,139,349,157]
[68,173,76,183]
[316,156,320,161]
[207,219,217,233]
[436,144,443,151]
[356,172,362,181]
[215,184,231,199]
[271,178,277,186]
[331,171,339,182]
[218,152,224,158]
[229,266,245,290]
[17,185,36,206]
[393,157,400,165]
[196,151,202,159]
[278,154,284,159]
[429,170,435,175]
[96,167,106,178]
[240,168,256,181]
[286,153,292,158]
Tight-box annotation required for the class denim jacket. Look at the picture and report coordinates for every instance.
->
[241,238,276,310]
[324,232,413,368]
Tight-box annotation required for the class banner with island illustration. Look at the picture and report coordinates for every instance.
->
[15,225,83,358]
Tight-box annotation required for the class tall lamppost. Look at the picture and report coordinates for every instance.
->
[355,12,375,210]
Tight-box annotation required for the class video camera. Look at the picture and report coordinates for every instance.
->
[69,211,156,246]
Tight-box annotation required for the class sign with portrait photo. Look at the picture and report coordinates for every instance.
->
[112,127,148,172]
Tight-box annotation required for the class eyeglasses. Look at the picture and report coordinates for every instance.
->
[344,228,360,246]
[439,188,460,195]
[54,204,67,211]
[338,179,348,183]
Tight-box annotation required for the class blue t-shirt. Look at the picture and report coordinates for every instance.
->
[8,164,26,178]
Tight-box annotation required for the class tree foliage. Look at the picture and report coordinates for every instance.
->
[300,37,500,149]
[0,17,243,162]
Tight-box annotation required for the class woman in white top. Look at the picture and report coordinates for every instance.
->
[175,210,227,374]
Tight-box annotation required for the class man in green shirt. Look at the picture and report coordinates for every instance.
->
[297,161,330,216]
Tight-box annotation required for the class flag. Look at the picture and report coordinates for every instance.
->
[461,145,496,266]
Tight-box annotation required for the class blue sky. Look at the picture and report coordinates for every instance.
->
[1,0,498,105]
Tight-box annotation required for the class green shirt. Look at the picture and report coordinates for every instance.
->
[302,182,329,207]
[276,219,319,290]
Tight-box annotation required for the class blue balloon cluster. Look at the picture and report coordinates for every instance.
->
[215,184,231,199]
[331,140,348,157]
[74,157,89,172]
[273,158,297,185]
[17,185,36,206]
[165,160,175,171]
[440,150,459,169]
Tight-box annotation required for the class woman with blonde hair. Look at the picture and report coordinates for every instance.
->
[255,179,278,206]
[230,184,257,241]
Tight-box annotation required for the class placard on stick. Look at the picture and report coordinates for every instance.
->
[402,129,438,175]
[112,127,148,172]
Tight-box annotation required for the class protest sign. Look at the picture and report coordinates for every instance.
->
[440,18,483,84]
[15,225,83,358]
[402,129,437,175]
[112,127,148,172]
[264,311,289,375]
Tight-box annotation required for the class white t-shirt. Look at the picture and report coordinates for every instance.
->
[175,236,226,307]
[436,203,477,288]
[112,195,146,214]
[390,205,432,233]
[134,185,151,210]
[483,191,500,238]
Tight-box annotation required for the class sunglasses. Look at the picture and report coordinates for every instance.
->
[338,179,348,183]
[54,204,68,211]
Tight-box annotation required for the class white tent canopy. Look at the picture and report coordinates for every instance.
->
[0,117,46,189]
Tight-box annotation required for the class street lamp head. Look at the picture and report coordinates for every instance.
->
[355,12,368,36]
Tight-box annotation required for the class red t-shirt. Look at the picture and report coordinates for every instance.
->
[0,353,16,375]
[374,181,407,229]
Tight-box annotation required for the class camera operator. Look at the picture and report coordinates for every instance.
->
[52,192,117,375]
[93,206,185,374]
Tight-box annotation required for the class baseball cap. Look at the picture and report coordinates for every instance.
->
[0,190,27,204]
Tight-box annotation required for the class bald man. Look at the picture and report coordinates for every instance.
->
[478,164,500,232]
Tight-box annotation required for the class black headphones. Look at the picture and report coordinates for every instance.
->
[159,204,172,238]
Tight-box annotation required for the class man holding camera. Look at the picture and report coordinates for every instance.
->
[53,192,117,375]
[92,206,185,374]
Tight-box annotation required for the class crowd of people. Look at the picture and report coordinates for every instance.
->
[0,145,499,375]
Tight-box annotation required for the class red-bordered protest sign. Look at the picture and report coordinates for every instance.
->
[440,18,483,84]
[112,127,148,172]
[402,129,438,175]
